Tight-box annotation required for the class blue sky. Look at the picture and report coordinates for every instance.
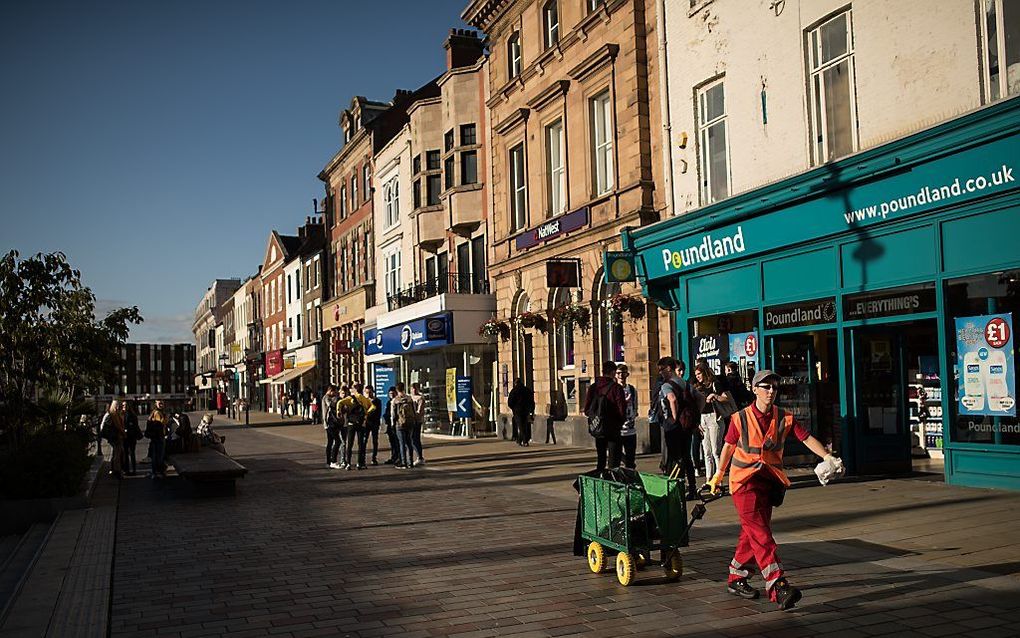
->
[1,0,472,343]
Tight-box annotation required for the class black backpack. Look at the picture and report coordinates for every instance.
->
[347,399,366,428]
[660,379,698,432]
[587,389,614,438]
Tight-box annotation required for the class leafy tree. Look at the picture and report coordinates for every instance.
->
[0,250,142,449]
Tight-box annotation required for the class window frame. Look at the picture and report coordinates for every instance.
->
[546,119,566,216]
[509,143,528,231]
[981,0,1020,101]
[384,176,400,228]
[543,1,560,49]
[461,150,478,185]
[508,32,522,79]
[806,9,860,165]
[590,90,614,195]
[696,78,731,204]
[460,123,477,146]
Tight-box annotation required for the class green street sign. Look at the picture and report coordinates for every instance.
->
[604,251,636,283]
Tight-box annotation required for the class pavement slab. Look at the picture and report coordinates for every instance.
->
[104,418,1020,637]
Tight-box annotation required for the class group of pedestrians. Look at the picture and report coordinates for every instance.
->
[320,382,428,471]
[99,399,226,479]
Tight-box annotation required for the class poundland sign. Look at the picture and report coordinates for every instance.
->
[661,227,746,273]
[637,128,1020,282]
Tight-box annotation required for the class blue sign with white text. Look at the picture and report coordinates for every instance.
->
[373,365,396,417]
[955,313,1015,417]
[365,314,451,355]
[456,376,472,418]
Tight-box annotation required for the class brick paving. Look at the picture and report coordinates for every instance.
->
[108,424,1020,637]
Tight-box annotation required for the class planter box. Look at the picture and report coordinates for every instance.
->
[0,454,103,535]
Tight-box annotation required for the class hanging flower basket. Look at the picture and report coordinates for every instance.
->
[515,311,548,333]
[478,318,511,342]
[555,302,591,334]
[605,294,646,325]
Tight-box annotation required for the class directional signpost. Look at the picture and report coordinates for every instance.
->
[456,376,472,419]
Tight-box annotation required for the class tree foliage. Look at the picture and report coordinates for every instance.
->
[0,250,143,449]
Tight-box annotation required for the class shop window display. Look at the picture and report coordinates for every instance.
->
[945,271,1020,447]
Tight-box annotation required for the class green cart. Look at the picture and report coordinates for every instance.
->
[578,471,713,586]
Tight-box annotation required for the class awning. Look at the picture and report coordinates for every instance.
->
[260,364,315,385]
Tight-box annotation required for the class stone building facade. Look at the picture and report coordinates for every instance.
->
[463,0,670,447]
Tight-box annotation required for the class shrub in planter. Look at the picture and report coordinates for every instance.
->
[0,430,92,500]
[516,311,548,333]
[555,303,591,334]
[479,318,511,342]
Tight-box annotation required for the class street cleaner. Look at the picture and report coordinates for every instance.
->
[707,369,842,610]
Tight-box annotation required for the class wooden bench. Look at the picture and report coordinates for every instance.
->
[167,448,247,493]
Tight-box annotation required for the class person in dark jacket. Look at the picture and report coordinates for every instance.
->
[507,379,535,446]
[725,361,755,409]
[123,401,142,476]
[583,361,628,471]
[365,386,383,465]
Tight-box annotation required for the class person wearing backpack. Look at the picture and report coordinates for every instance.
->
[391,383,417,469]
[323,385,344,469]
[583,361,628,471]
[654,356,699,499]
[342,384,375,470]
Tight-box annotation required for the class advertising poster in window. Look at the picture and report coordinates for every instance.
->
[728,331,759,386]
[955,314,1016,417]
[691,334,725,376]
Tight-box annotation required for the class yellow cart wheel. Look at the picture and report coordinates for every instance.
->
[616,552,636,586]
[663,551,683,581]
[587,542,606,573]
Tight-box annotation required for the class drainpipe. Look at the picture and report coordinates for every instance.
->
[656,0,676,218]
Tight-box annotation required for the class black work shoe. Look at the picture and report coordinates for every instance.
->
[773,578,802,610]
[727,578,760,600]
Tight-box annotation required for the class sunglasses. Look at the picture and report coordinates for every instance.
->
[755,383,779,391]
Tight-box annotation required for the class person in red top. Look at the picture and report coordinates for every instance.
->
[708,369,838,610]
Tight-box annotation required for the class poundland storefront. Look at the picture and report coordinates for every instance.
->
[622,97,1020,491]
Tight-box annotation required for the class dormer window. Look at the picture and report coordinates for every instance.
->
[508,33,521,79]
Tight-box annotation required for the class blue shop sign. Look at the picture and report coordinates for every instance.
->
[456,376,472,418]
[366,314,451,355]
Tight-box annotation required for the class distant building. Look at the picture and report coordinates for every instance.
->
[94,342,196,414]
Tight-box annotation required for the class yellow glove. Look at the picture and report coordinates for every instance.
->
[707,471,724,495]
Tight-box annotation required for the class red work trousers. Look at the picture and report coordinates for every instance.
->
[727,474,785,601]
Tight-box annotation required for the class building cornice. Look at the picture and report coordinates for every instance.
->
[526,79,570,111]
[567,43,620,81]
[492,107,530,136]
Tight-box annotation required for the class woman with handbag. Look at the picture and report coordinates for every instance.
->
[693,363,736,483]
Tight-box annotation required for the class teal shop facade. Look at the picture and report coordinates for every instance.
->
[622,97,1020,491]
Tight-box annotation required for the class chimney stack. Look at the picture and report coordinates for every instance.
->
[444,28,483,71]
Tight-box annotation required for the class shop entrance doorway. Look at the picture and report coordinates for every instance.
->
[766,330,840,461]
[848,320,941,474]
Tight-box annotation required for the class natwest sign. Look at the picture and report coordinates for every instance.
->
[516,207,589,251]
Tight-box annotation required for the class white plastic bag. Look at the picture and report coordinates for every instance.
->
[814,456,845,486]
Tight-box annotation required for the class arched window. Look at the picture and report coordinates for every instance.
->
[552,287,574,369]
[596,277,625,364]
[512,292,532,383]
[507,32,521,79]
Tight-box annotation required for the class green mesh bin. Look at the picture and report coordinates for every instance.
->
[579,472,689,554]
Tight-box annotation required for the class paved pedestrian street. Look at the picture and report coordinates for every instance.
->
[108,423,1020,638]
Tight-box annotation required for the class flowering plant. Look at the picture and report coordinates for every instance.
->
[515,311,548,333]
[554,302,591,334]
[605,294,646,325]
[479,318,511,342]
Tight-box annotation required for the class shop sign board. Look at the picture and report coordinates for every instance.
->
[265,350,284,377]
[728,331,759,386]
[764,298,837,330]
[516,207,589,251]
[456,376,472,418]
[691,334,725,376]
[639,134,1019,281]
[446,368,458,411]
[365,313,451,355]
[604,251,637,283]
[546,260,580,288]
[844,288,937,321]
[373,365,396,418]
[955,313,1015,417]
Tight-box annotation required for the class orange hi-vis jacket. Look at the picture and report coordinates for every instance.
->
[728,405,794,494]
